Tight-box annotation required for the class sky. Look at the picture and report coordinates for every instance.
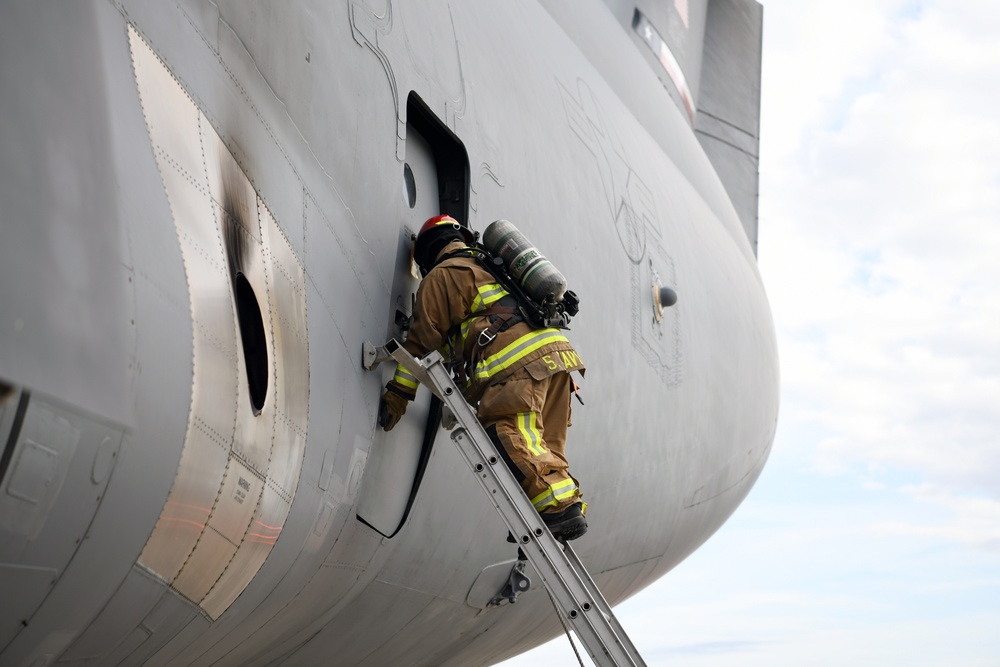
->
[500,1,1000,665]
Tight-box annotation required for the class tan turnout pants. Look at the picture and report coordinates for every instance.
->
[477,369,582,514]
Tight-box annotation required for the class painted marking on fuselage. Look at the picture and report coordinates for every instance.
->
[558,77,680,385]
[558,78,653,265]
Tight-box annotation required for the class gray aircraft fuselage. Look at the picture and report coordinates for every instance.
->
[0,1,775,665]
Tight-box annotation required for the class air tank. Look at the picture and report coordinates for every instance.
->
[482,220,567,302]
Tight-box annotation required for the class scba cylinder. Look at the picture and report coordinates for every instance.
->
[483,220,567,302]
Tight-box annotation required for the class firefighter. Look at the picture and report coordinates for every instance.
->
[380,215,588,541]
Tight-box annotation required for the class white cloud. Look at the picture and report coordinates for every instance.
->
[871,484,1000,552]
[760,0,911,161]
[760,0,1000,504]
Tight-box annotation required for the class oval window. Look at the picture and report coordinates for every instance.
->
[235,272,268,415]
[403,162,417,209]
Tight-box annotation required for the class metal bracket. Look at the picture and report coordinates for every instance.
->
[362,341,389,371]
[440,405,458,430]
[362,340,449,400]
[488,559,531,606]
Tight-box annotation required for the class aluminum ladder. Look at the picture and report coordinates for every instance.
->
[363,339,647,667]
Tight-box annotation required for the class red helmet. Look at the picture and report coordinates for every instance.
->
[416,214,475,245]
[413,214,476,276]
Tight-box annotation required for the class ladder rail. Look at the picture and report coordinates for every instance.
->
[369,340,647,667]
[563,540,648,661]
[450,425,644,667]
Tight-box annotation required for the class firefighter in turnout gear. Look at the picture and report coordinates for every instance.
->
[380,215,588,541]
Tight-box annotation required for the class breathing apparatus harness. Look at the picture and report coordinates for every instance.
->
[440,241,580,335]
[430,240,577,387]
[413,216,580,390]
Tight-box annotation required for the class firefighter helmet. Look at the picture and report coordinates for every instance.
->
[413,215,474,276]
[416,214,474,244]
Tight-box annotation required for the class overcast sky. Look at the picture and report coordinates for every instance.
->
[500,1,1000,664]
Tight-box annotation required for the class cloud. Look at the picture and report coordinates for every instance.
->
[601,474,1000,665]
[870,484,1000,552]
[659,640,771,656]
[760,0,912,161]
[759,0,1000,506]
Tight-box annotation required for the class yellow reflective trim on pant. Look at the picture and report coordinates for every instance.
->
[517,412,546,457]
[392,364,419,390]
[473,329,569,381]
[530,478,579,511]
[552,478,578,501]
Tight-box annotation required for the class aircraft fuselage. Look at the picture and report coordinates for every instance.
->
[0,1,775,665]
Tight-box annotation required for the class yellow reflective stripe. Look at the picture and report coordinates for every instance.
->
[552,478,578,501]
[458,318,475,343]
[474,329,569,381]
[392,364,419,390]
[531,489,557,511]
[530,478,579,511]
[517,412,546,457]
[470,284,508,314]
[454,284,511,356]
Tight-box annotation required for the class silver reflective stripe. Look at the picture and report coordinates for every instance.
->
[474,329,568,380]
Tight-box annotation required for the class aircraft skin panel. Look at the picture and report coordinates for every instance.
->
[56,566,163,664]
[695,0,764,255]
[0,0,775,665]
[543,0,764,265]
[540,0,754,265]
[129,23,310,623]
[589,0,708,120]
[0,2,194,664]
[0,1,135,427]
[589,0,765,255]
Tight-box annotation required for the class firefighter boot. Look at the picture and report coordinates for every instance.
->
[542,502,587,541]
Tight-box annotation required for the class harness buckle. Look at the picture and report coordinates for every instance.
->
[477,328,497,346]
